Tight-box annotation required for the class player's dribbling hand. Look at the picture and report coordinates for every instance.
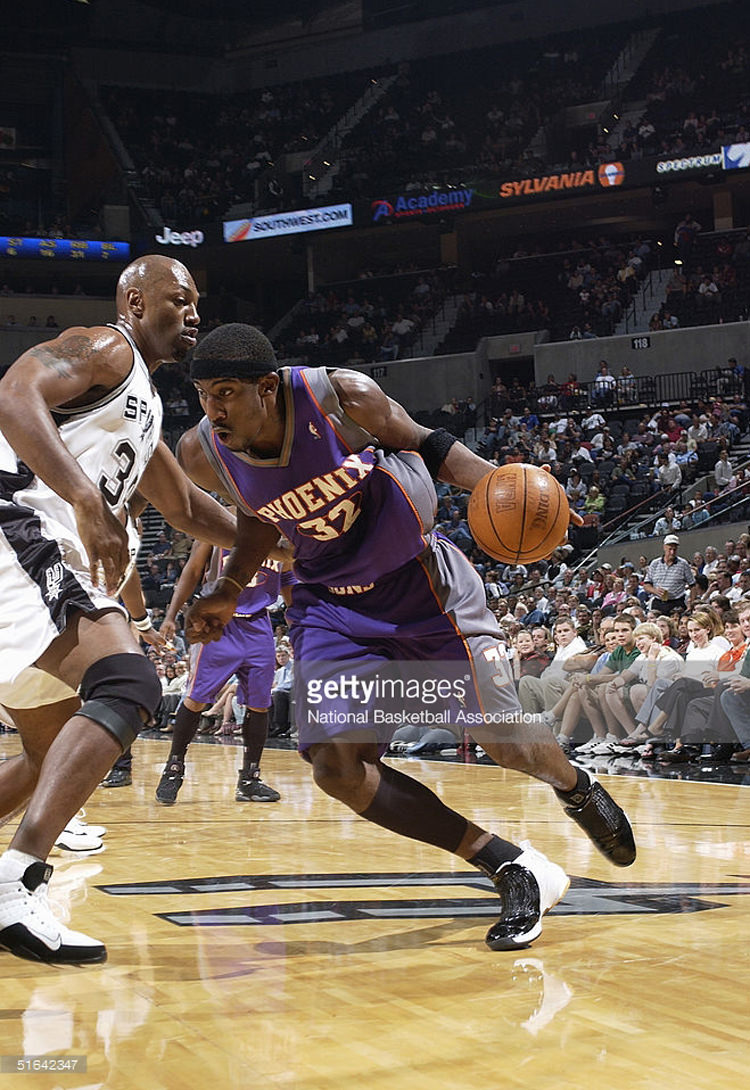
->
[140,626,167,650]
[184,591,237,644]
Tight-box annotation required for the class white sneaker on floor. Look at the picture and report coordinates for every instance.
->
[574,738,601,755]
[589,734,623,756]
[606,740,634,754]
[54,825,104,853]
[0,861,106,964]
[485,841,570,950]
[65,810,107,839]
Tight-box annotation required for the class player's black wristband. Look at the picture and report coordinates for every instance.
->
[420,428,458,477]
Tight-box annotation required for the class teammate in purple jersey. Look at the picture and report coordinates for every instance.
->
[178,323,636,952]
[155,538,295,804]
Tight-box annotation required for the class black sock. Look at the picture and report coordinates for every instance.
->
[554,767,591,807]
[360,762,468,852]
[169,704,203,761]
[241,710,269,770]
[468,835,522,878]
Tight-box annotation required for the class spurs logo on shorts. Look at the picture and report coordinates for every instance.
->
[44,562,65,602]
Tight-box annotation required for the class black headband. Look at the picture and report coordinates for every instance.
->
[189,356,277,382]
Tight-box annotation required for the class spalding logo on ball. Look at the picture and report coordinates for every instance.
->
[468,463,571,564]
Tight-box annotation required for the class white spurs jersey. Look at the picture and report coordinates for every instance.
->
[0,323,163,574]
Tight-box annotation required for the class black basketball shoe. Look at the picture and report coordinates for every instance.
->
[155,758,184,806]
[235,765,280,802]
[485,841,570,951]
[557,774,636,867]
[100,767,132,788]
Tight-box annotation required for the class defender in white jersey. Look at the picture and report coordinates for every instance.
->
[0,322,162,686]
[0,255,236,966]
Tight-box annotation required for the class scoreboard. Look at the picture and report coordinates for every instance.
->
[0,237,130,261]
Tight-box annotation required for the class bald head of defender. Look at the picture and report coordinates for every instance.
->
[116,255,200,364]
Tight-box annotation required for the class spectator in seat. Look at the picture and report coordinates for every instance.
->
[591,361,616,405]
[715,449,734,489]
[653,506,680,537]
[269,646,294,737]
[518,619,587,715]
[509,629,553,684]
[656,452,682,491]
[697,274,720,308]
[566,470,587,510]
[583,485,605,518]
[617,367,637,402]
[537,375,559,411]
[674,212,702,267]
[444,510,473,554]
[601,622,684,745]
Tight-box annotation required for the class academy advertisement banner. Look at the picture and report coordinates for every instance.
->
[370,187,476,223]
[357,146,750,226]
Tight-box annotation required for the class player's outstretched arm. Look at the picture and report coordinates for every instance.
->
[331,368,507,491]
[138,441,236,549]
[332,370,583,529]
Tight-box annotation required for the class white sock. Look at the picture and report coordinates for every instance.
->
[0,848,43,881]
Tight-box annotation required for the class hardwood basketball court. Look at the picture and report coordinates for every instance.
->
[1,734,748,1090]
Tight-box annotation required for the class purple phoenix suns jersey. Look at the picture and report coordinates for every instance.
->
[197,367,437,591]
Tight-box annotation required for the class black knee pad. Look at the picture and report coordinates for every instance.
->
[79,653,162,750]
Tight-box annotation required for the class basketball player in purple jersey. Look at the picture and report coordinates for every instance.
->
[155,538,294,804]
[179,324,636,951]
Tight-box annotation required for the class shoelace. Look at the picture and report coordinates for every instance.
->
[27,879,63,926]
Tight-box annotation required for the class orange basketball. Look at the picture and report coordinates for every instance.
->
[467,463,571,564]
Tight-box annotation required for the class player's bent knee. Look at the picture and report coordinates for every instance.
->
[78,653,162,750]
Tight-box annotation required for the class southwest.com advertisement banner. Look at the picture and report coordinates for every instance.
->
[223,203,353,242]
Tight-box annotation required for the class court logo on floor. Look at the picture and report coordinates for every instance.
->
[97,872,750,927]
